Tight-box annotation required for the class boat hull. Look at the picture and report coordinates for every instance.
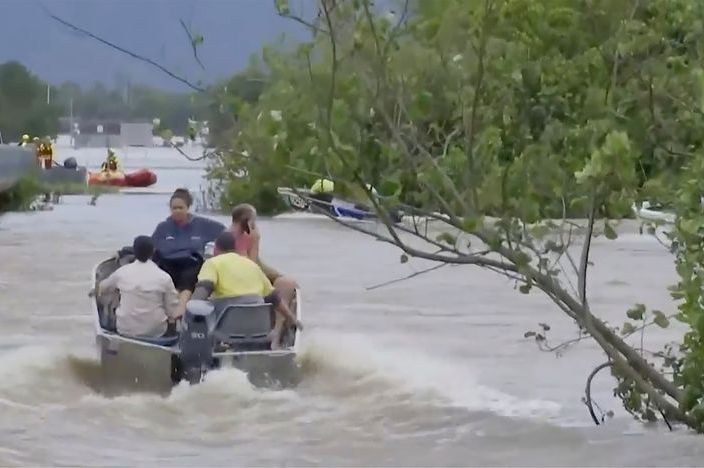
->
[277,186,382,221]
[96,332,301,396]
[88,169,157,188]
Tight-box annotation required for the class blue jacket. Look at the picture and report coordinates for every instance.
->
[152,215,225,262]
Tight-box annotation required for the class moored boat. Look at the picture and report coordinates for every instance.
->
[91,247,302,395]
[631,201,676,224]
[277,186,403,223]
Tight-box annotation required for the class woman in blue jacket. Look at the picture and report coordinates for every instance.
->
[152,188,225,317]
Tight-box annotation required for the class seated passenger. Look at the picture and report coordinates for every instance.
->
[192,232,302,350]
[97,236,180,337]
[152,188,225,318]
[214,203,300,307]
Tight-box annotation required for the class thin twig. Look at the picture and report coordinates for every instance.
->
[179,18,206,71]
[584,361,613,425]
[42,4,207,93]
[366,263,448,290]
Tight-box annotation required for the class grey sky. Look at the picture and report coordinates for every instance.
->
[0,0,311,90]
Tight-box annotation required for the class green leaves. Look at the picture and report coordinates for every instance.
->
[652,310,670,328]
[192,33,204,47]
[621,322,636,335]
[274,0,290,15]
[626,303,646,321]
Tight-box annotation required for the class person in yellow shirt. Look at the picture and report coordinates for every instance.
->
[192,231,302,349]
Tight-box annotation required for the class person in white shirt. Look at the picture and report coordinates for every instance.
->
[98,235,180,337]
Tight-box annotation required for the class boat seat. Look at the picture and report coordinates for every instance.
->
[211,297,275,351]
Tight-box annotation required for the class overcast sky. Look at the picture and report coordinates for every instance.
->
[0,0,311,91]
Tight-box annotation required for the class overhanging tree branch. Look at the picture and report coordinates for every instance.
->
[41,4,207,93]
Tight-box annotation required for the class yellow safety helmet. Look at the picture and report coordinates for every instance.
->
[310,178,334,194]
[21,134,29,141]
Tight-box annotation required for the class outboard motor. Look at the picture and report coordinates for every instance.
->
[179,300,217,384]
[63,157,78,169]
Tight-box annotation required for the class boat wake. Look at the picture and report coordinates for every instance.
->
[0,333,561,428]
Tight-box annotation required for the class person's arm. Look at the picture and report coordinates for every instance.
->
[247,222,260,262]
[151,222,164,245]
[191,259,218,300]
[97,269,120,296]
[151,221,174,259]
[163,277,181,319]
[199,217,226,243]
[258,258,283,281]
[259,268,275,298]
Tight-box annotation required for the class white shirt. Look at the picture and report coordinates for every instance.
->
[99,260,179,337]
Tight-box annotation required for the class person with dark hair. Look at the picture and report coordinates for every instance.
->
[97,235,180,337]
[193,231,302,350]
[152,188,226,317]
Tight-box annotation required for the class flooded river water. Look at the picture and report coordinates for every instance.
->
[1,145,703,466]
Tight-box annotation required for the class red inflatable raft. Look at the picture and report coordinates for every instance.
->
[88,169,157,188]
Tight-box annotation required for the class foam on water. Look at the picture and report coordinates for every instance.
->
[297,331,562,421]
[0,330,561,431]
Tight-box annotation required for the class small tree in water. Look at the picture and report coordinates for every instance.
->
[205,0,704,431]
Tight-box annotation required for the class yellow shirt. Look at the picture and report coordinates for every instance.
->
[197,252,275,299]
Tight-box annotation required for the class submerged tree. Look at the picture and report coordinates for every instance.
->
[205,0,704,431]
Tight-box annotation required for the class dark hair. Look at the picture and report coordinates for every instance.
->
[170,188,193,208]
[215,231,236,253]
[231,203,256,223]
[133,235,154,262]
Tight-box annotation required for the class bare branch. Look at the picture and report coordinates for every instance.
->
[275,0,330,36]
[179,19,206,71]
[41,4,207,93]
[366,263,448,290]
[382,0,410,57]
[584,361,613,425]
[463,0,495,210]
[578,190,597,309]
[165,141,213,162]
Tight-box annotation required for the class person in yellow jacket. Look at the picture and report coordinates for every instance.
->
[36,137,54,170]
[308,178,335,212]
[310,178,335,195]
[101,149,120,173]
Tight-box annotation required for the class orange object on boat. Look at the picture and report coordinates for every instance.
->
[88,169,157,188]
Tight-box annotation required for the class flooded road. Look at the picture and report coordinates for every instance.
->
[0,145,703,466]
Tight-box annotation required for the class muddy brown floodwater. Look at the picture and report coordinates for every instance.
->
[0,145,702,466]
